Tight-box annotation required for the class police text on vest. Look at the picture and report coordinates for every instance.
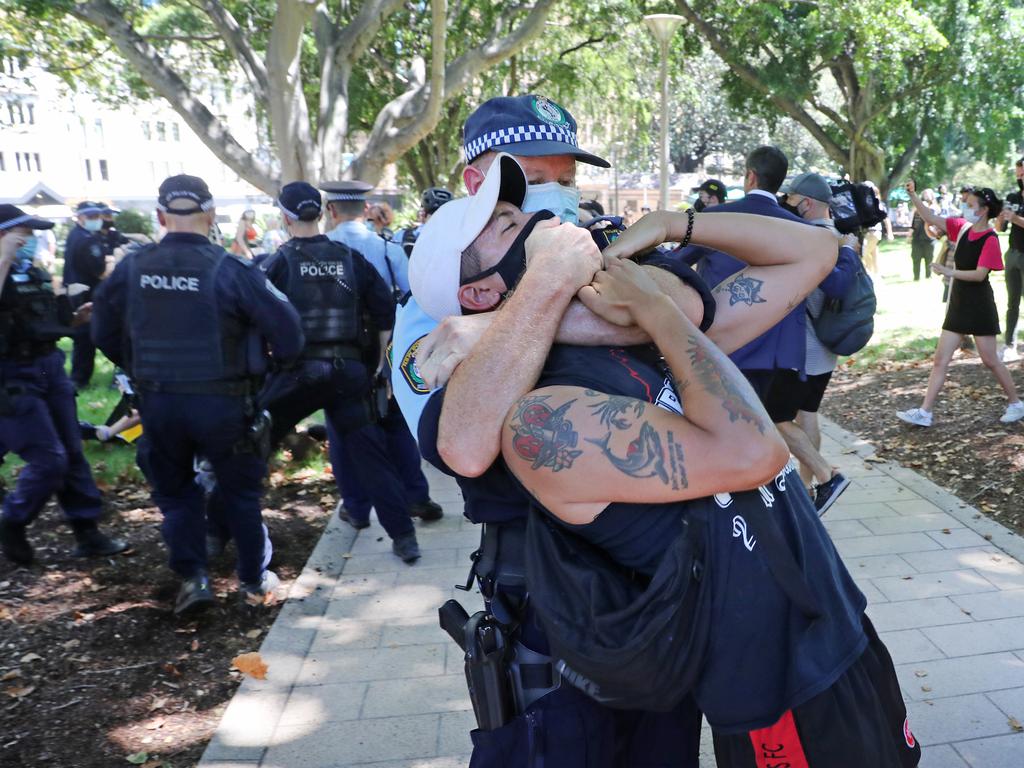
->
[140,274,200,292]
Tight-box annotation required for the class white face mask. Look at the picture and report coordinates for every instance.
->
[964,208,982,224]
[82,218,103,233]
[522,182,581,225]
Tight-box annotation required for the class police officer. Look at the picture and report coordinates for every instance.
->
[320,181,443,532]
[0,204,128,566]
[257,182,423,562]
[63,200,109,390]
[91,175,304,614]
[392,187,453,257]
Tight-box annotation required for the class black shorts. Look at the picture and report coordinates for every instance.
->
[712,615,921,768]
[764,370,834,423]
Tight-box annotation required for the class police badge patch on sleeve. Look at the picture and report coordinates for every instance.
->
[400,337,430,394]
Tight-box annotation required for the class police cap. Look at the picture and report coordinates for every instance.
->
[693,179,726,201]
[158,175,214,215]
[421,187,453,215]
[463,94,610,168]
[0,203,54,231]
[75,200,107,216]
[319,180,373,202]
[278,181,323,221]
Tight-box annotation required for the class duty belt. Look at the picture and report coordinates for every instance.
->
[302,342,364,361]
[135,379,254,396]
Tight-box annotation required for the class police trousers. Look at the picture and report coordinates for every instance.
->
[136,392,266,584]
[0,350,102,525]
[261,359,415,541]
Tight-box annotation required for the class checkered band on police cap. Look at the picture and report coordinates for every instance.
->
[464,124,580,164]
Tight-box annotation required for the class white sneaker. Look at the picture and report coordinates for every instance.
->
[241,569,281,606]
[896,408,933,427]
[1000,401,1024,424]
[1001,346,1020,363]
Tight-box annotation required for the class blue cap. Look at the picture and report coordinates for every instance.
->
[157,175,214,213]
[75,200,106,216]
[463,95,610,168]
[278,181,323,221]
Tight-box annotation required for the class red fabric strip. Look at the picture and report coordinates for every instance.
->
[748,709,811,768]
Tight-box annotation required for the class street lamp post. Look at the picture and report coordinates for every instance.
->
[643,13,684,211]
[610,140,625,216]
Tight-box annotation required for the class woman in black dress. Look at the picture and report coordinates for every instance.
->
[897,181,1023,426]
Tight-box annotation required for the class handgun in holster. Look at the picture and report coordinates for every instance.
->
[439,599,515,731]
[235,408,273,459]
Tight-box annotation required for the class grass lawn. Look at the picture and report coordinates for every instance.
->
[850,232,1015,367]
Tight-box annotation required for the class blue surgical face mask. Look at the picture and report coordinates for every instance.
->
[964,208,981,224]
[522,182,581,225]
[83,218,103,233]
[13,235,37,273]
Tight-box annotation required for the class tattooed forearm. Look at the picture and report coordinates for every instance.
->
[686,335,767,434]
[715,272,767,307]
[585,422,670,484]
[666,430,688,490]
[509,396,583,472]
[585,391,646,429]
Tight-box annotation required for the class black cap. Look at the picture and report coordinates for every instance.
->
[421,187,453,214]
[278,182,323,221]
[0,203,54,231]
[75,200,106,215]
[694,179,727,200]
[319,180,373,202]
[462,95,610,167]
[959,185,974,194]
[158,175,214,214]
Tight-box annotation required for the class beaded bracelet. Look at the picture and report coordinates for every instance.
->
[680,207,696,248]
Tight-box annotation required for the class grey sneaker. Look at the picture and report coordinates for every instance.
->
[391,532,421,564]
[240,569,281,607]
[175,573,215,616]
[896,407,933,427]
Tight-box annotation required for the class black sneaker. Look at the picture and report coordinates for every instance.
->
[206,534,228,559]
[391,532,421,564]
[814,473,851,517]
[0,517,33,566]
[174,573,215,616]
[336,501,370,530]
[70,522,129,558]
[409,499,444,522]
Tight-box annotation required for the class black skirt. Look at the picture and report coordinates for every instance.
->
[942,278,1000,336]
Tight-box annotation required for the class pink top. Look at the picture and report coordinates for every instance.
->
[946,217,1004,270]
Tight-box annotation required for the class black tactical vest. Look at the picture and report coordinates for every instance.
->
[0,267,68,359]
[126,242,246,383]
[278,237,361,349]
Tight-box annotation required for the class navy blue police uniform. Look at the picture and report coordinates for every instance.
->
[63,201,109,389]
[524,341,920,768]
[415,248,711,768]
[0,204,127,566]
[320,180,441,529]
[258,182,421,556]
[91,176,304,611]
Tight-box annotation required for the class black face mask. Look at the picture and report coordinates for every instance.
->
[460,209,556,293]
[778,198,802,217]
[1017,178,1023,192]
[693,199,707,213]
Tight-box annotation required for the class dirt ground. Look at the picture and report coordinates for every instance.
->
[824,353,1024,534]
[0,471,336,768]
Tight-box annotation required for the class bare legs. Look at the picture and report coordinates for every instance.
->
[920,331,1020,413]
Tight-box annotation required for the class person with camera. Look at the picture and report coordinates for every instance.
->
[91,175,305,614]
[257,182,424,564]
[997,157,1024,362]
[393,187,453,257]
[897,180,1024,427]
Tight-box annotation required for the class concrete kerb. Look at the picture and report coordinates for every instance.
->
[199,513,361,765]
[820,417,1024,565]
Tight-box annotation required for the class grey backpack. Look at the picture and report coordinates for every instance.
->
[809,260,876,356]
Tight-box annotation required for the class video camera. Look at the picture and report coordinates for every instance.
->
[827,180,890,235]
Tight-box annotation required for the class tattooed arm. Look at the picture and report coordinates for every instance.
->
[592,210,837,355]
[504,259,789,525]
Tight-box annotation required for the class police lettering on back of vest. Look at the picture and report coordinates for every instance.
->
[139,273,201,292]
[279,238,361,347]
[299,261,347,279]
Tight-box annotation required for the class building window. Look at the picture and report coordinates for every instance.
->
[33,153,40,173]
[142,121,151,140]
[99,159,108,181]
[156,121,166,141]
[172,122,180,142]
[26,103,34,125]
[85,158,92,181]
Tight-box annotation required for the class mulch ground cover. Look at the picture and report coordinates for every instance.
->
[825,353,1024,534]
[0,471,336,768]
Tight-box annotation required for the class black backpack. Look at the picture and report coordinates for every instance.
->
[809,265,877,356]
[524,508,712,712]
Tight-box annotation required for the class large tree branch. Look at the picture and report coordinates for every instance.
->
[673,0,849,166]
[70,0,277,193]
[810,98,855,137]
[335,0,406,67]
[266,0,319,182]
[886,125,927,189]
[199,0,269,100]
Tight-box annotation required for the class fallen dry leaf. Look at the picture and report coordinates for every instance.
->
[231,652,268,680]
[1,669,22,681]
[245,629,262,639]
[148,696,168,712]
[4,684,35,698]
[19,652,42,663]
[1010,717,1024,733]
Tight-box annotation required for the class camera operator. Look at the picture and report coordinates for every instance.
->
[997,157,1024,361]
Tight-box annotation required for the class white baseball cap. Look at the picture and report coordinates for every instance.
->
[409,153,527,322]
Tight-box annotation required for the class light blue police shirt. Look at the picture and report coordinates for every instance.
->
[326,220,410,294]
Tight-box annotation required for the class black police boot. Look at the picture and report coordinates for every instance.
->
[391,531,421,564]
[70,519,129,558]
[175,572,216,616]
[336,501,370,530]
[409,499,444,522]
[0,517,33,566]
